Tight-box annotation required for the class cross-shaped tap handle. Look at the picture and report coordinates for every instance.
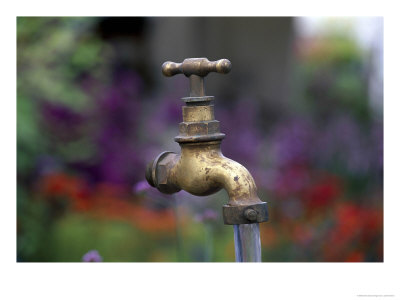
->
[162,58,231,97]
[162,58,231,77]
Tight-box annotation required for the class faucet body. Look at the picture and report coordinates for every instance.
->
[150,142,261,204]
[146,58,268,225]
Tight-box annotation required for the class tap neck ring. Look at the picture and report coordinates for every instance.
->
[182,96,214,106]
[174,133,225,144]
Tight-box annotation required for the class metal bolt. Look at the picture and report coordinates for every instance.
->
[244,208,257,222]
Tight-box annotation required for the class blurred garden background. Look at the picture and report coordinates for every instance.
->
[17,17,383,262]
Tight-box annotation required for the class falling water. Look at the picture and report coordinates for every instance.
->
[233,223,262,262]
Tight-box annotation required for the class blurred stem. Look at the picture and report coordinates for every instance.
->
[173,196,184,262]
[204,224,213,262]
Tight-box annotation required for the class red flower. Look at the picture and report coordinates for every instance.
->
[302,174,342,214]
[345,251,365,262]
[322,202,383,262]
[38,172,93,211]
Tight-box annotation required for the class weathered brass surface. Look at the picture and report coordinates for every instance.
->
[182,105,214,122]
[146,58,268,225]
[162,58,231,78]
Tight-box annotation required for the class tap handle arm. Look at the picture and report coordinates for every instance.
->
[162,58,231,78]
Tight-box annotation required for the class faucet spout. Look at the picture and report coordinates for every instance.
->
[212,154,261,206]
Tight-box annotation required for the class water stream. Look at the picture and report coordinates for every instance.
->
[233,223,262,262]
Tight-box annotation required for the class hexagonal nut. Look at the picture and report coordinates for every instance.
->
[206,120,220,134]
[156,153,181,194]
[179,120,220,136]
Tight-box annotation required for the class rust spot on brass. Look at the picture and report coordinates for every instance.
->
[146,58,268,225]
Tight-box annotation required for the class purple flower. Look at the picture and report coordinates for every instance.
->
[147,96,182,135]
[82,250,103,262]
[268,118,314,168]
[93,70,146,184]
[40,102,84,143]
[194,209,219,222]
[41,102,83,127]
[218,99,262,166]
[35,155,61,176]
[314,114,381,175]
[370,121,383,171]
[133,180,151,194]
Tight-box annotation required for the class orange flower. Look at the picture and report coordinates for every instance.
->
[38,174,179,234]
[260,225,277,248]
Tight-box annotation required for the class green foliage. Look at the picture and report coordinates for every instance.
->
[17,95,43,175]
[17,17,110,111]
[299,29,372,123]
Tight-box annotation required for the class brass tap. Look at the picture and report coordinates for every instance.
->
[146,58,268,225]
